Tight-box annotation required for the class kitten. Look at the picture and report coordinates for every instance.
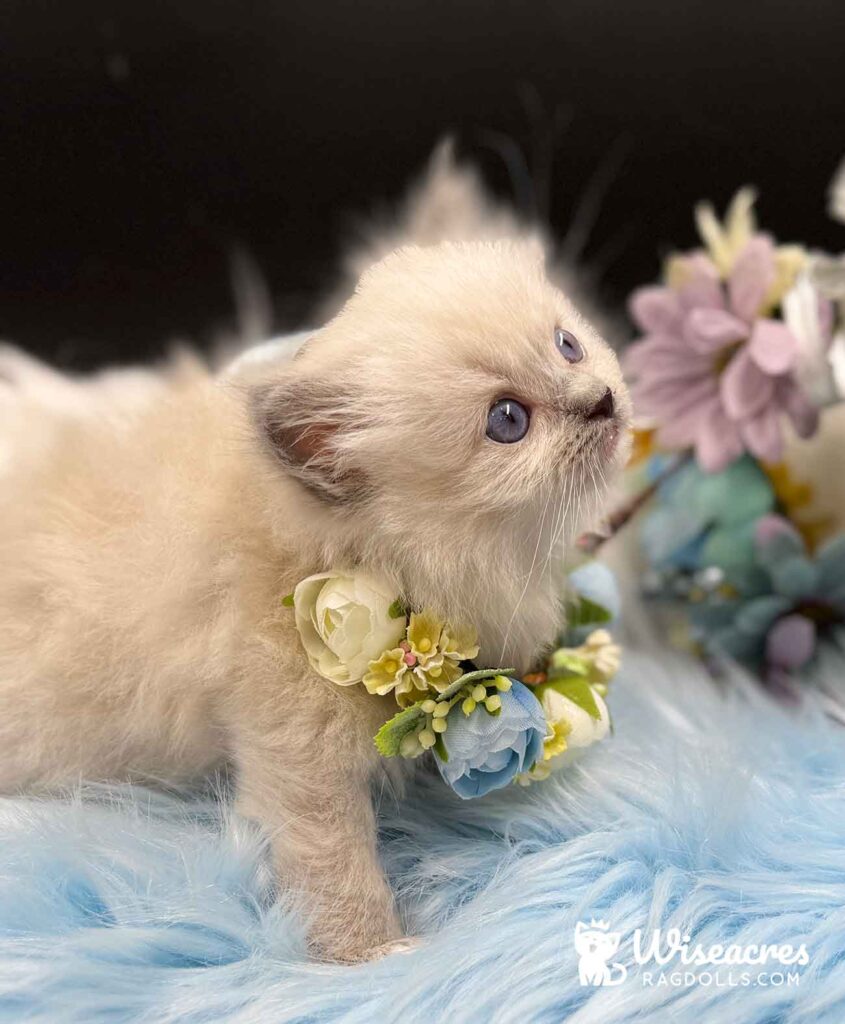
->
[0,240,630,962]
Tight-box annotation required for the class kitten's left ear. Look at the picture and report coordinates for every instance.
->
[250,372,362,503]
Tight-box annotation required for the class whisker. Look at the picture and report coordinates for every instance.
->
[499,486,552,663]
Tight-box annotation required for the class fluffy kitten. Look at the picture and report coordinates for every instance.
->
[0,239,629,962]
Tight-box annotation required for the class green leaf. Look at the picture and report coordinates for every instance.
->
[548,650,589,677]
[433,733,449,762]
[567,595,612,628]
[373,703,425,757]
[543,678,602,720]
[388,599,407,620]
[435,667,515,702]
[547,666,588,682]
[281,593,295,608]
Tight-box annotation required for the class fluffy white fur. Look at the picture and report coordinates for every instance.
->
[3,648,844,1022]
[0,169,629,962]
[322,140,622,345]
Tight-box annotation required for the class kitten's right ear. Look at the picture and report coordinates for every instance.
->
[250,374,360,503]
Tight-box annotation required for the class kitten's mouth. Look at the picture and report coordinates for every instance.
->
[601,420,621,457]
[586,416,621,459]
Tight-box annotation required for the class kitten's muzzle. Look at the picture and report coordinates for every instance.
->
[584,387,614,421]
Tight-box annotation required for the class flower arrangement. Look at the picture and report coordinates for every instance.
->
[625,160,845,696]
[285,563,621,799]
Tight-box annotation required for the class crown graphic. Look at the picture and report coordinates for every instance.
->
[589,919,611,930]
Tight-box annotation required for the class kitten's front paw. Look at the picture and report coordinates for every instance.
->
[367,936,423,960]
[314,935,423,964]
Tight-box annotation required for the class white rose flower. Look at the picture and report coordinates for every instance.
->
[292,572,407,685]
[540,685,611,772]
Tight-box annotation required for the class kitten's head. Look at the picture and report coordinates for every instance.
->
[251,241,630,663]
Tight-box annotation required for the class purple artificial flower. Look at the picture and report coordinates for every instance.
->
[626,236,819,472]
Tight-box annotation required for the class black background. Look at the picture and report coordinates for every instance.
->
[2,0,844,369]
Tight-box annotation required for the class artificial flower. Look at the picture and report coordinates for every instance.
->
[628,426,657,466]
[561,560,622,646]
[812,253,845,301]
[407,609,444,666]
[538,682,611,768]
[808,253,845,402]
[640,456,775,582]
[435,680,546,799]
[364,650,455,706]
[691,188,805,309]
[782,268,838,407]
[394,609,474,702]
[627,194,816,472]
[292,572,406,685]
[547,631,622,688]
[362,648,409,697]
[581,629,622,682]
[362,608,472,705]
[763,460,835,551]
[691,515,845,685]
[693,187,757,278]
[416,654,464,691]
[440,621,480,662]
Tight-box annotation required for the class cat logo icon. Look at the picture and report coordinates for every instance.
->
[574,919,627,986]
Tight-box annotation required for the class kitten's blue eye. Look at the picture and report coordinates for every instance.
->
[555,327,584,363]
[486,398,530,444]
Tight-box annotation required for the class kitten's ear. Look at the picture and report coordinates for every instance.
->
[250,374,361,503]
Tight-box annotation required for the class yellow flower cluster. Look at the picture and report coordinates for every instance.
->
[363,609,480,707]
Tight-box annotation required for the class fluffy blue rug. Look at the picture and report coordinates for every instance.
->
[2,649,844,1024]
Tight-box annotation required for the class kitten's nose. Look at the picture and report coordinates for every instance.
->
[586,387,614,420]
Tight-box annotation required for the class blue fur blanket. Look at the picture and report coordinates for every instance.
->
[2,649,844,1023]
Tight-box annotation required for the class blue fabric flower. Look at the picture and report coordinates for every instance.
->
[435,681,547,799]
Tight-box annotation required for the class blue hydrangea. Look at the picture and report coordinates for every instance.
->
[435,681,547,799]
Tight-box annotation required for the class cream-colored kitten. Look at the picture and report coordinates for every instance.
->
[0,240,630,962]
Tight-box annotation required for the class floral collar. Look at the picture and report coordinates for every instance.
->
[284,564,621,799]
